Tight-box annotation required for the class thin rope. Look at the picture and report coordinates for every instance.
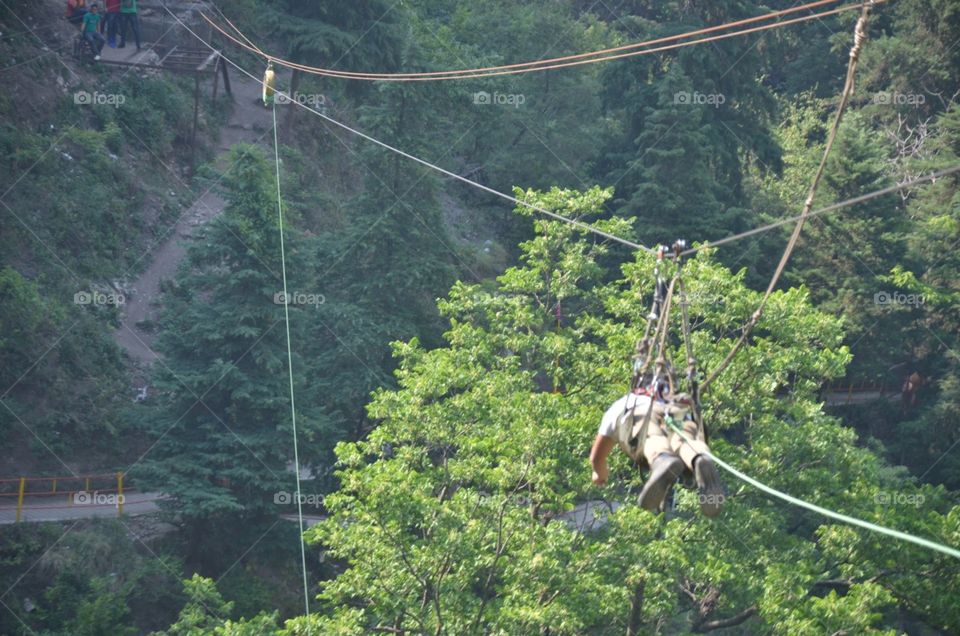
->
[204,3,865,82]
[631,273,679,453]
[272,103,311,615]
[701,1,873,392]
[676,274,707,444]
[678,164,960,256]
[665,418,960,560]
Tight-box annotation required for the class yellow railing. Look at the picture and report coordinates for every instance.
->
[0,472,130,523]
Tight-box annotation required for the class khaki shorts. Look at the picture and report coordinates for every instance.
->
[641,412,709,471]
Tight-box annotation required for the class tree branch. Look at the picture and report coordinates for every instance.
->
[692,606,758,633]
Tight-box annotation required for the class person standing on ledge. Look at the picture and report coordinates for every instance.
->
[81,3,106,61]
[118,0,140,50]
[102,0,120,48]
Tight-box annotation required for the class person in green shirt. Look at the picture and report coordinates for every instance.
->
[82,3,106,60]
[118,0,140,50]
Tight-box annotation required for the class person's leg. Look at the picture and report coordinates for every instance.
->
[669,419,707,471]
[637,413,684,513]
[131,13,141,49]
[642,420,671,468]
[668,419,723,517]
[84,31,97,56]
[118,12,128,46]
[106,13,117,46]
[93,32,106,55]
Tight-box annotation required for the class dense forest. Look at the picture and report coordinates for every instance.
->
[0,0,958,633]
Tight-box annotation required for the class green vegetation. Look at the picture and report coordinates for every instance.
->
[1,0,959,634]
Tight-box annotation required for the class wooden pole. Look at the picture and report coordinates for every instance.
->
[15,477,25,523]
[211,57,220,105]
[285,68,303,126]
[117,471,124,517]
[191,71,200,174]
[220,53,232,97]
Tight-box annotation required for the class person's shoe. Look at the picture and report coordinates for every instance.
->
[118,41,125,48]
[694,456,724,518]
[638,454,685,513]
[94,54,101,61]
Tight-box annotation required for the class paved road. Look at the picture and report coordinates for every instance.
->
[0,492,165,524]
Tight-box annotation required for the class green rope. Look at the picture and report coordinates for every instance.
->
[665,418,960,560]
[272,102,312,612]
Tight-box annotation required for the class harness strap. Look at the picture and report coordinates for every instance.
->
[628,273,679,462]
[674,243,708,444]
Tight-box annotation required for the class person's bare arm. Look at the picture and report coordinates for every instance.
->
[590,434,616,486]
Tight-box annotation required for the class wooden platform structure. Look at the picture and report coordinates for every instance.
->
[72,1,231,170]
[821,380,900,407]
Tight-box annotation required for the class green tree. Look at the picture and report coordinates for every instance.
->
[293,189,958,634]
[879,104,960,488]
[134,145,333,569]
[594,0,781,245]
[156,574,235,636]
[785,111,905,375]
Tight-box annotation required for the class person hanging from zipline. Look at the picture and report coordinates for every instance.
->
[589,242,724,517]
[591,372,724,516]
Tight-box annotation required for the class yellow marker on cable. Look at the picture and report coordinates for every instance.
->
[263,61,275,106]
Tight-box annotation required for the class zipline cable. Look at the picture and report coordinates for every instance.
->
[209,3,266,57]
[701,0,873,393]
[204,2,867,82]
[665,418,960,560]
[679,164,960,256]
[271,102,312,615]
[204,0,847,80]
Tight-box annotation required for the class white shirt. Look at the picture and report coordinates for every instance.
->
[598,393,653,452]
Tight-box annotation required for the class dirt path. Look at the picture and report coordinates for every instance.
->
[114,73,273,365]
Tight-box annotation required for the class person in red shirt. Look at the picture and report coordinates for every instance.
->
[101,0,120,47]
[64,0,87,26]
